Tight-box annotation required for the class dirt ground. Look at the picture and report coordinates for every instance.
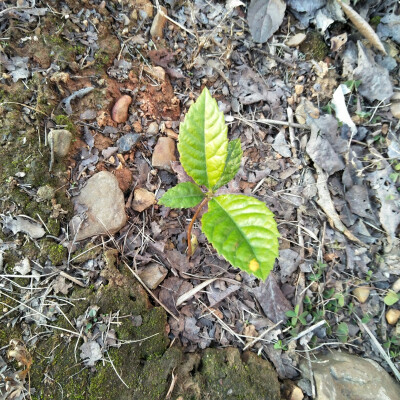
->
[1,0,400,399]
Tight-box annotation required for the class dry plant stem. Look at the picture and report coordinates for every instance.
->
[355,314,400,382]
[187,197,210,257]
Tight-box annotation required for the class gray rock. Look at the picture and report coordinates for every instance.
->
[303,351,400,400]
[80,109,97,120]
[116,133,139,153]
[70,171,127,241]
[138,262,168,289]
[48,129,72,158]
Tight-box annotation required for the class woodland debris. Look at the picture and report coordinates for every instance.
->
[131,188,156,212]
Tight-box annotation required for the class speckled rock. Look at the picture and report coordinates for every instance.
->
[48,129,72,157]
[303,351,400,400]
[70,171,127,240]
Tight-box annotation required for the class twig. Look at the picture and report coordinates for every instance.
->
[355,314,400,382]
[288,320,326,343]
[166,369,178,399]
[60,87,94,115]
[123,260,179,321]
[257,118,309,129]
[176,278,216,307]
[287,107,297,158]
[106,350,130,389]
[305,344,316,398]
[59,271,85,288]
[243,320,283,351]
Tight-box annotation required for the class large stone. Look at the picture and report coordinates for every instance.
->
[152,136,176,172]
[48,129,72,157]
[304,351,400,400]
[70,171,127,240]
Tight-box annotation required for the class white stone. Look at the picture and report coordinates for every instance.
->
[48,129,72,157]
[70,171,127,240]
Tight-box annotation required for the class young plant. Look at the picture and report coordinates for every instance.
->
[159,88,279,280]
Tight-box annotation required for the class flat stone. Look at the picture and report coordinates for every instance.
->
[116,133,140,153]
[48,129,72,157]
[305,351,400,400]
[132,188,156,212]
[138,262,168,289]
[353,286,370,304]
[152,136,176,172]
[150,6,167,39]
[70,171,127,241]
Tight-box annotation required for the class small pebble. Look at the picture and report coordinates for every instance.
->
[112,95,132,123]
[353,286,370,304]
[48,129,72,158]
[132,188,156,212]
[390,93,400,119]
[392,278,400,293]
[147,122,159,135]
[286,33,306,47]
[116,133,139,153]
[386,309,400,325]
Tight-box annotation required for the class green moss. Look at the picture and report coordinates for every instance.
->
[299,31,328,61]
[53,114,76,133]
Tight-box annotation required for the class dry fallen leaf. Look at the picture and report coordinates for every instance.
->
[337,0,387,55]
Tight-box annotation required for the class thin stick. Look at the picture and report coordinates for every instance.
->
[257,118,309,130]
[187,197,209,256]
[288,320,326,343]
[106,350,130,389]
[355,314,400,382]
[287,107,297,158]
[59,271,85,288]
[123,261,179,321]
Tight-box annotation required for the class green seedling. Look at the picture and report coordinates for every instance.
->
[159,88,279,280]
[286,304,309,327]
[336,322,349,343]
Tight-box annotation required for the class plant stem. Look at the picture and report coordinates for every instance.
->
[187,197,209,257]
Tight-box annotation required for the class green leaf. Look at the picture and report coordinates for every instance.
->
[285,310,297,318]
[337,322,349,343]
[201,194,279,280]
[158,182,205,209]
[213,139,243,190]
[178,87,228,189]
[384,290,400,306]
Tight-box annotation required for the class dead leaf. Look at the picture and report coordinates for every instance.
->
[353,42,393,102]
[80,341,102,366]
[1,215,45,239]
[159,277,193,316]
[52,275,73,295]
[337,0,387,55]
[247,0,286,43]
[254,273,292,323]
[331,32,348,52]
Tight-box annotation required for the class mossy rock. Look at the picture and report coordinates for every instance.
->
[29,254,281,400]
[299,31,328,61]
